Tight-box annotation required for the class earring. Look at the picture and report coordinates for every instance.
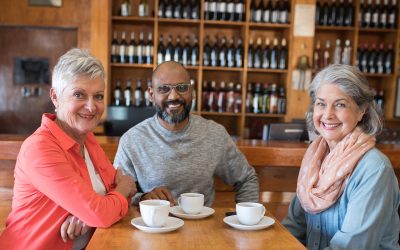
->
[55,108,57,113]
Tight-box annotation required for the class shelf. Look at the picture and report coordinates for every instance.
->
[364,73,395,78]
[358,28,398,33]
[201,111,242,116]
[184,65,200,70]
[245,113,285,118]
[249,23,291,30]
[247,68,288,74]
[315,25,355,31]
[111,63,154,68]
[158,18,200,25]
[202,66,243,72]
[204,20,246,27]
[112,16,155,23]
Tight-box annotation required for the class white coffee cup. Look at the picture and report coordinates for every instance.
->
[236,202,265,226]
[139,199,170,228]
[177,193,204,214]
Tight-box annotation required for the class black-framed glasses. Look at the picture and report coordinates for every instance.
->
[156,83,192,95]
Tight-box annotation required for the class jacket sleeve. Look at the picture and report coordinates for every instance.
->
[214,129,259,203]
[281,195,307,245]
[19,136,128,228]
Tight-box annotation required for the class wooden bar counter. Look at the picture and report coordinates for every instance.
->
[86,206,305,250]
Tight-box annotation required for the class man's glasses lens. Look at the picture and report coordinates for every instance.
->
[157,84,190,94]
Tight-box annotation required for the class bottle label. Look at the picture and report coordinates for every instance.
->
[112,45,118,55]
[191,52,198,66]
[119,45,126,58]
[364,12,371,23]
[139,5,145,16]
[114,90,121,99]
[255,10,262,22]
[166,9,172,18]
[271,10,279,23]
[219,2,226,12]
[280,12,287,23]
[165,53,171,61]
[372,13,379,24]
[174,8,181,18]
[121,3,129,16]
[389,14,395,24]
[227,3,234,13]
[380,13,387,24]
[137,46,143,57]
[263,10,270,23]
[236,53,242,67]
[235,3,244,13]
[124,90,131,104]
[157,53,164,64]
[145,45,151,57]
[204,2,209,12]
[209,2,216,11]
[128,45,135,57]
[158,8,163,17]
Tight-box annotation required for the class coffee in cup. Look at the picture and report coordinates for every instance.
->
[139,199,170,227]
[236,202,265,225]
[178,193,204,214]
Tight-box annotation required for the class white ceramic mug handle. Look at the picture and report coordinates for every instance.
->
[261,206,266,217]
[177,197,182,207]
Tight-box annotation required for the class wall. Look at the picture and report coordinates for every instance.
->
[0,0,93,134]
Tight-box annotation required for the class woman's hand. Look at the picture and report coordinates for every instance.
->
[114,168,137,199]
[60,215,91,243]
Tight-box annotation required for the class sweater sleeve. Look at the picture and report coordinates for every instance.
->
[20,137,128,228]
[214,129,259,203]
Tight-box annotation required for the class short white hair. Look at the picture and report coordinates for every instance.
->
[52,48,105,96]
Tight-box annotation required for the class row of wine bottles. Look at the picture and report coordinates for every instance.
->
[356,42,394,74]
[120,0,150,17]
[248,37,287,69]
[204,0,245,21]
[250,0,290,24]
[158,0,200,19]
[315,0,354,26]
[113,79,152,107]
[359,0,397,29]
[157,34,200,66]
[314,39,352,71]
[203,35,244,67]
[202,80,242,112]
[111,31,154,64]
[246,82,286,114]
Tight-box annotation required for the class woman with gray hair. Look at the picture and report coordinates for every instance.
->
[282,64,400,249]
[0,48,136,249]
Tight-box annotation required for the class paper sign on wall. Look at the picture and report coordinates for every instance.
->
[294,4,316,37]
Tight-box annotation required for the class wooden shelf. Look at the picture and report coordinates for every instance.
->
[202,66,243,72]
[158,18,200,25]
[111,63,154,68]
[364,73,395,78]
[184,65,200,70]
[204,20,246,27]
[315,25,355,31]
[245,113,285,118]
[201,112,242,116]
[112,16,155,23]
[247,68,288,74]
[358,28,398,33]
[249,23,291,29]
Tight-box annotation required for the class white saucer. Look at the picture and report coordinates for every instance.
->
[170,206,215,219]
[131,216,184,233]
[223,215,275,231]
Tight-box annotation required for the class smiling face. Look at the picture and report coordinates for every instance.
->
[50,75,105,143]
[149,62,192,131]
[313,83,365,149]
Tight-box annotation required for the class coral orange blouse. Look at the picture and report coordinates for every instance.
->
[0,113,128,250]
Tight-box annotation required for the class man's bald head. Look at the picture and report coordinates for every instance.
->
[152,61,190,86]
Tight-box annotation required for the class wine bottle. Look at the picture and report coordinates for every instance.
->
[279,0,289,24]
[250,0,257,22]
[321,0,329,25]
[234,84,242,113]
[204,0,210,20]
[191,0,200,19]
[111,31,119,63]
[246,83,253,113]
[329,0,337,26]
[277,87,286,114]
[182,35,191,66]
[262,37,271,69]
[203,35,211,66]
[261,83,269,113]
[270,37,279,69]
[134,80,143,107]
[380,0,388,28]
[364,0,372,27]
[128,32,136,64]
[159,0,165,17]
[217,0,227,20]
[227,36,236,67]
[323,40,331,68]
[253,83,262,113]
[263,0,272,23]
[278,38,287,69]
[124,79,132,107]
[254,37,263,68]
[165,35,174,61]
[344,0,354,26]
[146,32,153,64]
[368,43,377,73]
[315,1,321,25]
[208,80,218,111]
[269,83,278,114]
[247,37,254,68]
[235,37,244,67]
[384,43,393,74]
[371,0,380,28]
[114,80,123,106]
[202,80,210,111]
[376,42,385,74]
[359,0,365,27]
[173,0,182,19]
[119,32,128,63]
[333,39,342,64]
[254,0,263,22]
[137,32,145,64]
[157,35,165,65]
[271,0,280,23]
[226,82,235,112]
[376,90,385,111]
[336,0,344,26]
[191,35,199,66]
[120,0,131,16]
[226,0,235,21]
[139,0,149,17]
[217,81,227,112]
[219,36,228,67]
[209,0,216,20]
[388,0,397,29]
[235,0,245,21]
[173,35,183,63]
[211,36,219,66]
[360,43,369,73]
[182,0,191,19]
[341,39,351,65]
[313,40,322,70]
[165,0,173,18]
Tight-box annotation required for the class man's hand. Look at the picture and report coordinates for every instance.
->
[60,215,91,243]
[142,186,176,205]
[114,168,137,198]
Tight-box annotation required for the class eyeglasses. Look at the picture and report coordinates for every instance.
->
[156,83,192,95]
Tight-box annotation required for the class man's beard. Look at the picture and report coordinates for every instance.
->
[155,99,191,124]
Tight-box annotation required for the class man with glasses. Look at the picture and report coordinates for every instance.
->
[114,61,259,206]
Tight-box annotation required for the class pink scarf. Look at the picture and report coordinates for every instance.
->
[297,128,376,214]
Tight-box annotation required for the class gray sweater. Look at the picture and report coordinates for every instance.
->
[114,114,259,206]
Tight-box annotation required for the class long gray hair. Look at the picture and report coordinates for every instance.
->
[306,64,383,136]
